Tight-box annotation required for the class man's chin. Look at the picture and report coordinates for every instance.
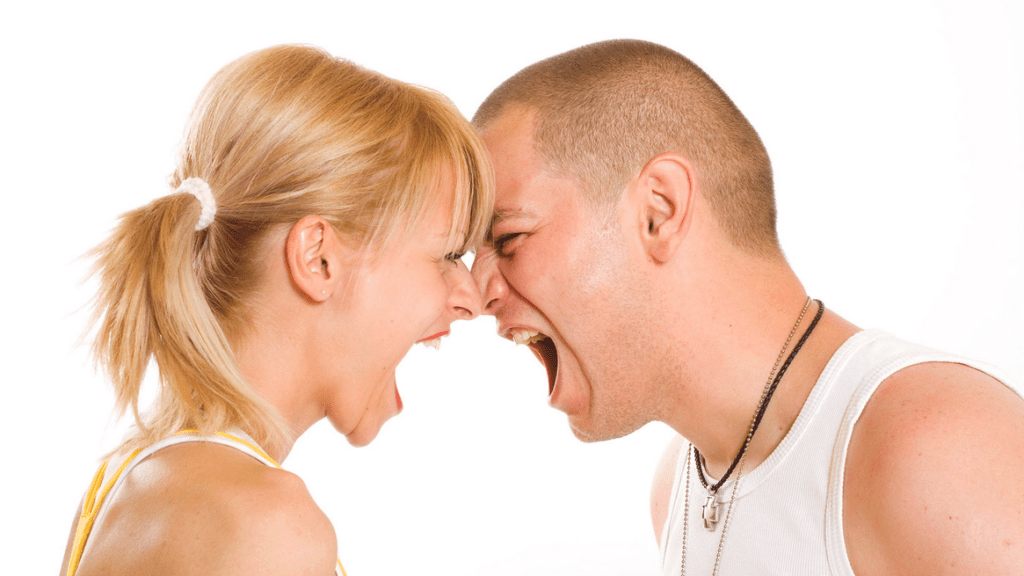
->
[568,417,643,443]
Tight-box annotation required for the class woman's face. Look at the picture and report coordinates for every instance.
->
[325,196,482,446]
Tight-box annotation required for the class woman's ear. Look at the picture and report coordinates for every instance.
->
[285,215,350,302]
[631,153,695,264]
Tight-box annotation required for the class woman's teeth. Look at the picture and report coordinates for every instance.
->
[509,328,548,345]
[420,337,442,350]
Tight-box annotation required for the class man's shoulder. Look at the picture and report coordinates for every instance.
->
[844,361,1024,574]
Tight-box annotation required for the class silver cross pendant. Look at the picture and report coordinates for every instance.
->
[702,493,720,531]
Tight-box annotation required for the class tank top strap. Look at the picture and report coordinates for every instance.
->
[104,430,282,513]
[173,429,282,468]
[658,438,690,567]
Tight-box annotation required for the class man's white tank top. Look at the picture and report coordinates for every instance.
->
[68,430,347,576]
[658,329,1015,575]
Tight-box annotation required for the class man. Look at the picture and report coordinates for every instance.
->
[470,39,1024,575]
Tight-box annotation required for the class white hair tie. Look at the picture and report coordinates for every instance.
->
[176,177,217,231]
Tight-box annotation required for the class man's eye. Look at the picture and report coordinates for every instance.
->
[494,233,522,256]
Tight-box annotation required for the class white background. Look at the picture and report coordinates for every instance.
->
[2,1,1021,575]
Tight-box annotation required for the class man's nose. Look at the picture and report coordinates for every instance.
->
[470,246,507,315]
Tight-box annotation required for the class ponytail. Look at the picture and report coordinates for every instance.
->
[89,190,288,455]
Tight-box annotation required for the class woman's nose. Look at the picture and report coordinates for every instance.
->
[448,259,483,320]
[470,246,507,315]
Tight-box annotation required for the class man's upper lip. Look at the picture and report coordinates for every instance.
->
[416,331,449,343]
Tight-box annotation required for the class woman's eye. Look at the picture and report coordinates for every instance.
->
[444,251,465,262]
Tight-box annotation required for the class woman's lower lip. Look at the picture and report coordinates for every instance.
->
[417,331,449,343]
[395,385,403,412]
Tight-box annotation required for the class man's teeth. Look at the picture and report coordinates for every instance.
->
[509,328,548,345]
[420,337,442,350]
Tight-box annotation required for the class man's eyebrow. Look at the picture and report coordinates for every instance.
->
[487,208,533,240]
[492,207,533,224]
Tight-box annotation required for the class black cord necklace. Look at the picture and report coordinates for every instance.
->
[693,299,824,529]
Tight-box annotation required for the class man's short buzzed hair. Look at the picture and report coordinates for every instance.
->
[474,39,780,257]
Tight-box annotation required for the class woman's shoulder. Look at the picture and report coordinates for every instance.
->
[77,441,337,576]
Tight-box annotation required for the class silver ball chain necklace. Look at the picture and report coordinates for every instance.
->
[679,298,824,576]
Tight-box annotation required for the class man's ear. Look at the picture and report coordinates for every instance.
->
[285,215,350,302]
[632,153,695,263]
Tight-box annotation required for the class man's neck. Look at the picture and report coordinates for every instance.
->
[647,232,861,477]
[664,302,860,479]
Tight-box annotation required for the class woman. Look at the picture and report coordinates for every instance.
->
[60,44,492,576]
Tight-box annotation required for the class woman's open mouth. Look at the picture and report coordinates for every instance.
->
[508,328,559,395]
[416,330,450,350]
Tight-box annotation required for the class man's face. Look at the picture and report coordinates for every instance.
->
[471,107,657,441]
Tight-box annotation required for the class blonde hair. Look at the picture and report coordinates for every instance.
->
[90,45,493,456]
[474,39,779,257]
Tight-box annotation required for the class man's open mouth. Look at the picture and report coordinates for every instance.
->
[508,329,559,395]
